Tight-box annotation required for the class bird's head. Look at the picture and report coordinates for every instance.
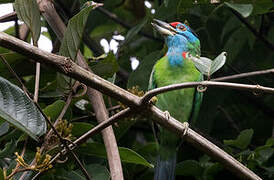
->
[151,19,199,45]
[152,19,200,66]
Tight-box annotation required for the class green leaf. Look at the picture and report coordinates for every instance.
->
[176,160,203,177]
[209,52,227,75]
[59,4,96,60]
[256,147,274,164]
[0,168,4,180]
[187,54,212,76]
[0,77,46,140]
[14,0,41,43]
[224,27,253,61]
[224,2,253,18]
[266,138,274,147]
[164,0,170,7]
[224,129,254,150]
[203,163,223,180]
[65,164,110,180]
[43,100,66,121]
[188,52,226,77]
[0,53,34,78]
[71,122,94,137]
[113,118,136,141]
[0,122,9,136]
[91,52,119,78]
[252,0,274,15]
[0,139,16,158]
[56,72,75,95]
[79,142,153,168]
[119,147,154,168]
[124,18,148,45]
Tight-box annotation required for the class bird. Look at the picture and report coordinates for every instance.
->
[149,19,203,180]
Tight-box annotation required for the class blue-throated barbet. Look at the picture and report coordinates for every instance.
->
[149,19,203,180]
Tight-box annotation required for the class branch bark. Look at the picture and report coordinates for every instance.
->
[38,1,124,179]
[0,31,263,180]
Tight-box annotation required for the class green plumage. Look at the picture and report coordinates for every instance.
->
[149,53,202,156]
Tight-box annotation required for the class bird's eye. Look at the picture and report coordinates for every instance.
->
[178,25,186,31]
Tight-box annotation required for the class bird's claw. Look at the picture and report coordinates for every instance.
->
[149,96,158,105]
[164,111,170,120]
[182,122,189,137]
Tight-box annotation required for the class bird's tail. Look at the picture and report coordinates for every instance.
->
[154,152,177,180]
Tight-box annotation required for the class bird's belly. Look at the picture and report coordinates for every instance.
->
[156,88,195,123]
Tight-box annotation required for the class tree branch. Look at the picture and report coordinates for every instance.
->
[141,81,274,104]
[212,68,274,82]
[0,12,17,23]
[74,108,132,145]
[0,31,262,180]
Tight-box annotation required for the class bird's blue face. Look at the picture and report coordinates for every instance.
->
[169,22,198,43]
[151,19,199,44]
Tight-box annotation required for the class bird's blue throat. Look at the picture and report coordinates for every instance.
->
[165,34,188,67]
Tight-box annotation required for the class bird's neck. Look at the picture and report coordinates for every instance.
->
[166,35,188,67]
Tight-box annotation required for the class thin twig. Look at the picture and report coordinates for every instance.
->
[6,138,28,180]
[74,108,132,145]
[15,20,20,38]
[33,41,40,103]
[43,82,78,145]
[141,81,274,104]
[212,68,274,82]
[33,63,40,102]
[218,106,240,133]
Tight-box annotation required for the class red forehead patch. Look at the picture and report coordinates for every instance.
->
[170,22,181,27]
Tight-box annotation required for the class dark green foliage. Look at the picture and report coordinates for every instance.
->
[0,0,274,179]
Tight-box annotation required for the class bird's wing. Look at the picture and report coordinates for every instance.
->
[148,67,157,90]
[189,74,203,125]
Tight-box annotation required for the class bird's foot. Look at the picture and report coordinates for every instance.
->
[149,96,158,105]
[164,111,170,120]
[182,122,189,137]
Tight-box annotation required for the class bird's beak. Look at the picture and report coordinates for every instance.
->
[151,19,176,36]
